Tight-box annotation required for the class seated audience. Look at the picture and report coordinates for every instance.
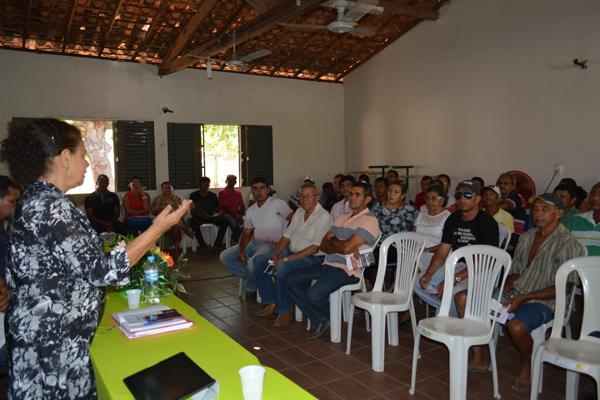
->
[496,172,527,240]
[366,180,418,285]
[482,185,515,233]
[218,174,245,243]
[151,181,194,258]
[330,175,355,221]
[84,174,126,236]
[553,183,580,226]
[319,182,337,212]
[254,182,331,326]
[283,181,380,339]
[122,176,152,235]
[372,177,388,206]
[436,174,457,210]
[0,176,19,375]
[332,173,345,201]
[190,177,229,253]
[414,175,432,209]
[220,177,292,297]
[385,169,399,181]
[415,181,498,313]
[458,193,585,392]
[413,185,451,274]
[567,182,600,255]
[560,177,589,212]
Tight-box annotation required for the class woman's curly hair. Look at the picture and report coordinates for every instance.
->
[0,118,81,187]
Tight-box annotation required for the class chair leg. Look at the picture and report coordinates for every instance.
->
[365,310,371,332]
[530,346,544,400]
[387,312,399,346]
[565,370,579,400]
[238,278,244,301]
[448,343,469,400]
[294,305,302,322]
[371,308,386,372]
[329,290,342,343]
[409,331,421,395]
[345,303,356,355]
[409,302,418,349]
[342,291,350,323]
[488,339,501,399]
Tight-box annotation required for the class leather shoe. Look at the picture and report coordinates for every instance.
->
[306,320,330,340]
[272,313,291,327]
[256,303,276,318]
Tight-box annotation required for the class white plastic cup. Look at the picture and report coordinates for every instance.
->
[126,289,142,309]
[239,365,266,400]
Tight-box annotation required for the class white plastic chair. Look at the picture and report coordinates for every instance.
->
[345,232,425,371]
[329,235,381,343]
[409,245,512,400]
[498,224,511,251]
[199,223,232,248]
[531,256,600,400]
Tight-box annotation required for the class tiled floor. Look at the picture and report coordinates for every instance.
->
[179,250,596,400]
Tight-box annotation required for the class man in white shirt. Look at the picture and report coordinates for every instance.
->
[219,177,292,297]
[254,182,332,326]
[330,175,355,221]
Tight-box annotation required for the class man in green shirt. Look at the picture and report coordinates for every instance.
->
[554,183,580,226]
[567,182,600,256]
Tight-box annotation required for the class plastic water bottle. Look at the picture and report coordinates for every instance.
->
[143,255,160,304]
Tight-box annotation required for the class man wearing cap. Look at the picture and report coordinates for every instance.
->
[415,181,499,312]
[482,185,515,233]
[458,193,585,391]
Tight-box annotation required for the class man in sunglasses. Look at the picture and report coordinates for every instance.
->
[415,181,499,312]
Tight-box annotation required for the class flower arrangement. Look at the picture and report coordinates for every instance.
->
[102,234,189,298]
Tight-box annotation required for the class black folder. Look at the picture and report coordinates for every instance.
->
[123,352,216,400]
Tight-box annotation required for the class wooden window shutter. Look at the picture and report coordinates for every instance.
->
[167,123,204,189]
[240,125,273,187]
[114,120,156,191]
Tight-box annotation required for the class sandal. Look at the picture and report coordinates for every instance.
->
[511,377,531,392]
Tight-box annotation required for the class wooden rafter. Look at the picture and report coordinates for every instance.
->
[162,0,218,63]
[97,0,124,56]
[130,0,170,61]
[62,0,78,53]
[22,0,33,48]
[378,1,438,21]
[244,0,272,14]
[159,0,324,76]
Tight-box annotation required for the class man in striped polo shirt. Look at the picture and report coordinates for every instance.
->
[284,181,380,340]
[567,182,600,255]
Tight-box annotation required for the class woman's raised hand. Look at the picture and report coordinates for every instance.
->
[153,200,192,233]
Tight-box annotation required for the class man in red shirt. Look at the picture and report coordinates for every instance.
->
[218,175,245,242]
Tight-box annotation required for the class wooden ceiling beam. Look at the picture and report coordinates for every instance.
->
[131,0,170,61]
[97,0,124,56]
[378,1,438,21]
[158,0,323,76]
[22,0,34,48]
[61,0,78,53]
[243,0,271,14]
[162,0,218,63]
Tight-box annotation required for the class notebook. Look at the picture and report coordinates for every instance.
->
[123,352,216,400]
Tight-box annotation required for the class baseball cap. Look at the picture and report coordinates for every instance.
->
[303,175,315,183]
[534,193,563,209]
[481,185,501,197]
[456,180,481,195]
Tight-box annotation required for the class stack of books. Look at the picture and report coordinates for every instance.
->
[112,305,194,339]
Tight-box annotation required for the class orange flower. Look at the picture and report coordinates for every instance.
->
[161,251,174,267]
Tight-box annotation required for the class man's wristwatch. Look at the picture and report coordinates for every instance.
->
[454,275,462,283]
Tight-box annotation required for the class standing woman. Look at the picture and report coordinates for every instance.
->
[0,119,191,399]
[123,176,152,235]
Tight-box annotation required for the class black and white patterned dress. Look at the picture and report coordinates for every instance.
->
[7,180,130,399]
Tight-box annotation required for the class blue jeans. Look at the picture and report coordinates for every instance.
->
[253,249,323,314]
[222,213,243,242]
[219,241,276,292]
[414,265,462,317]
[283,263,358,325]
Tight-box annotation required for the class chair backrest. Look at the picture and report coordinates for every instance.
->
[372,232,425,294]
[498,224,512,251]
[439,245,512,328]
[552,256,600,343]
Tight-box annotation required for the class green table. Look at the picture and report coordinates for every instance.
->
[91,292,315,399]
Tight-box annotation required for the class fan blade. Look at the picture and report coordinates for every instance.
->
[239,49,272,63]
[350,26,375,37]
[283,23,328,32]
[344,0,381,22]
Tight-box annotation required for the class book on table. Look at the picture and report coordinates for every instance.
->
[112,305,194,339]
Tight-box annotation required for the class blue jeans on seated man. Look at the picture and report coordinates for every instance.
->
[283,262,359,326]
[222,213,243,243]
[219,240,276,293]
[413,265,463,317]
[253,250,324,315]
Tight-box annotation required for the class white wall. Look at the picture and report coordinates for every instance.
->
[0,50,345,200]
[345,0,600,198]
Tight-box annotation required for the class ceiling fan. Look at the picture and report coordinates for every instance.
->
[191,30,271,77]
[285,0,384,38]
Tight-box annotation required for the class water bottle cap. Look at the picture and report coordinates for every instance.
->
[147,255,155,262]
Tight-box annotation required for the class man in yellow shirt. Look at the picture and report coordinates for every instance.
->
[482,185,514,233]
